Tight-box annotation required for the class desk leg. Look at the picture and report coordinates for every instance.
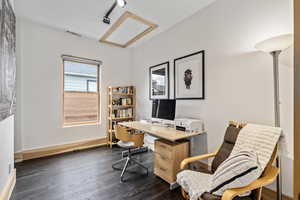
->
[188,134,208,156]
[188,137,193,157]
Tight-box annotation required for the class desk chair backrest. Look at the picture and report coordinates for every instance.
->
[115,125,144,147]
[211,121,245,173]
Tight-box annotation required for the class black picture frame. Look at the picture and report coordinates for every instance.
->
[174,50,205,100]
[149,61,170,100]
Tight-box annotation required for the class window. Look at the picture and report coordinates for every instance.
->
[62,55,101,126]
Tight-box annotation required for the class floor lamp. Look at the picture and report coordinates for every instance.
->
[255,34,293,200]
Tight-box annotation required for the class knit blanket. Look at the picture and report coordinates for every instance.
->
[177,170,212,200]
[231,123,282,171]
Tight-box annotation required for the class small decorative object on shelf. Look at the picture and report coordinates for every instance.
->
[107,86,135,148]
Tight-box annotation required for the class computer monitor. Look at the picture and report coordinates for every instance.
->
[152,99,176,120]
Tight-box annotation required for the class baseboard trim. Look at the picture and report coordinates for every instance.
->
[15,137,108,162]
[14,152,23,163]
[0,169,16,200]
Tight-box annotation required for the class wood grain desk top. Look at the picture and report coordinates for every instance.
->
[119,121,206,141]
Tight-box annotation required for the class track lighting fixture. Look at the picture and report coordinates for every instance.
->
[103,0,127,24]
[117,0,127,8]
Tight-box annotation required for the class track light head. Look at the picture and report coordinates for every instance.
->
[117,0,127,8]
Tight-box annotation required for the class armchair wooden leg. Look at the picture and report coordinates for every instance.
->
[257,187,262,200]
[181,188,190,200]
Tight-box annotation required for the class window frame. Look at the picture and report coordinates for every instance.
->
[87,79,97,92]
[61,55,101,127]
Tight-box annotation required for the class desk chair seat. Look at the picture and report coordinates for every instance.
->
[112,125,148,182]
[117,141,135,148]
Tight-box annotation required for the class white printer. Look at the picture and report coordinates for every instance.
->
[175,118,204,132]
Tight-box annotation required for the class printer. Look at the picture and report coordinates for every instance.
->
[175,118,204,132]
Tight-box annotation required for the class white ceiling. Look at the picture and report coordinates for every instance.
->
[15,0,216,47]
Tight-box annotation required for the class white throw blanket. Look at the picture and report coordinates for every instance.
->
[231,123,282,170]
[177,170,212,200]
[176,123,282,200]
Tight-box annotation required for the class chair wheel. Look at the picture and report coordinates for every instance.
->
[120,177,126,183]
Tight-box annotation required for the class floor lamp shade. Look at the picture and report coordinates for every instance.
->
[255,34,293,53]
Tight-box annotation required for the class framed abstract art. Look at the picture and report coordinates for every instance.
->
[174,51,205,100]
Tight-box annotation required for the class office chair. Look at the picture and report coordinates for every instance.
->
[112,125,148,182]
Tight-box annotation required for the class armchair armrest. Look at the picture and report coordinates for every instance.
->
[221,166,280,200]
[180,151,218,169]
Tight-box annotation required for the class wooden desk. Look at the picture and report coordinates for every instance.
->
[119,121,206,141]
[119,121,207,189]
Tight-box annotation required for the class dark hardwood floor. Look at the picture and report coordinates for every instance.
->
[11,146,286,200]
[11,147,183,200]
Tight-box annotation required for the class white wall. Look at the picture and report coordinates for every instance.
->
[0,0,15,193]
[15,18,132,151]
[131,0,293,197]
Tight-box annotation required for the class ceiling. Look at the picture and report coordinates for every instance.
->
[15,0,216,47]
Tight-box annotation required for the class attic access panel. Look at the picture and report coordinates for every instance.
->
[100,11,158,48]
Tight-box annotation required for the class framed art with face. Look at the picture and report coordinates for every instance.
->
[174,51,205,100]
[149,62,169,100]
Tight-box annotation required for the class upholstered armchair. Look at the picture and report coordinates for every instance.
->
[179,121,280,200]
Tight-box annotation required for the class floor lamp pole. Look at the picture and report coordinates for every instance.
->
[271,50,282,200]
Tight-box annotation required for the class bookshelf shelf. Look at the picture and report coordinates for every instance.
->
[111,92,134,96]
[109,105,134,109]
[107,86,135,148]
[109,117,134,121]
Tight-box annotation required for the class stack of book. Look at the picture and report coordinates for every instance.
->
[112,98,132,106]
[112,108,133,119]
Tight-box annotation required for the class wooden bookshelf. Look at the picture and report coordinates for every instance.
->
[107,86,135,148]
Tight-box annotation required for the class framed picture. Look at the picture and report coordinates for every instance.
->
[149,62,170,100]
[0,0,16,121]
[174,50,205,100]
